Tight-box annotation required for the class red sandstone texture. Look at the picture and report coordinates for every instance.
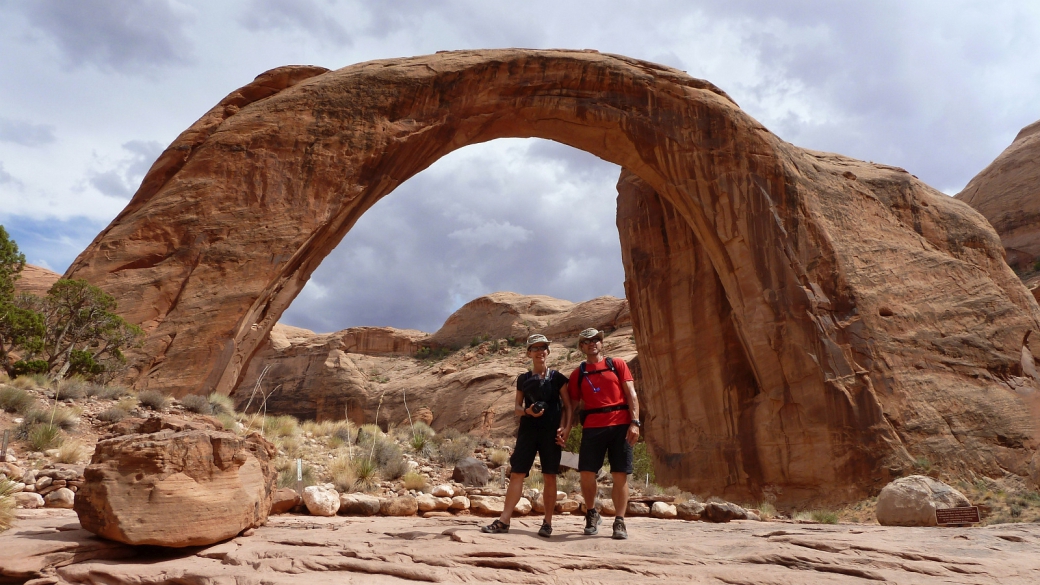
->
[13,264,60,297]
[65,50,1040,505]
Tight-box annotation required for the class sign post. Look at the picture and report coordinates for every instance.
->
[296,458,303,495]
[0,430,8,463]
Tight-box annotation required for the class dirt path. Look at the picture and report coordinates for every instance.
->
[5,509,1040,584]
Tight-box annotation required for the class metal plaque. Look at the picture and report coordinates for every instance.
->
[935,506,980,525]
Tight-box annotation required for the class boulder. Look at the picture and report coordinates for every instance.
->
[0,462,25,481]
[451,457,490,487]
[431,484,454,498]
[339,493,381,516]
[651,501,677,519]
[514,497,532,515]
[470,496,505,516]
[13,492,44,509]
[74,422,276,547]
[599,499,617,516]
[626,502,650,517]
[380,496,417,517]
[557,499,580,514]
[702,502,749,523]
[416,494,438,512]
[44,488,75,509]
[270,488,301,514]
[875,475,971,527]
[677,501,705,521]
[433,496,453,511]
[449,495,470,510]
[302,486,340,516]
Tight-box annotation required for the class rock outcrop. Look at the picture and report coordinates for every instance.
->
[74,416,277,547]
[13,264,60,297]
[956,119,1040,271]
[66,50,1040,505]
[875,475,971,527]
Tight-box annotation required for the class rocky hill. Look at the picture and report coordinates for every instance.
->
[232,292,635,438]
[12,264,60,296]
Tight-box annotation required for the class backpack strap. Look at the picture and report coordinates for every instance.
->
[577,357,617,393]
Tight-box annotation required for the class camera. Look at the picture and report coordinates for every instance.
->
[530,401,546,414]
[521,377,547,416]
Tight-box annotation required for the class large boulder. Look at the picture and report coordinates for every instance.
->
[875,475,971,527]
[74,419,276,547]
[270,488,301,515]
[701,502,748,523]
[302,485,340,516]
[451,457,490,486]
[339,493,381,516]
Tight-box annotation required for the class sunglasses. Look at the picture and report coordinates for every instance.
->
[580,338,601,345]
[528,345,549,352]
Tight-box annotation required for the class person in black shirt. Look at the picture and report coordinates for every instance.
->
[481,334,572,537]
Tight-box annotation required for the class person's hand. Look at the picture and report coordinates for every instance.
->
[525,406,544,418]
[556,426,571,447]
[626,423,640,445]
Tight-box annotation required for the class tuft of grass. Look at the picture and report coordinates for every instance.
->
[180,394,212,414]
[488,448,510,467]
[794,509,839,524]
[0,386,35,414]
[208,393,235,416]
[0,479,18,533]
[8,376,37,390]
[97,406,129,423]
[275,435,302,456]
[328,456,357,492]
[632,441,655,485]
[381,456,409,481]
[138,390,170,411]
[564,424,582,453]
[56,377,89,401]
[28,374,52,389]
[524,469,544,490]
[437,439,473,466]
[262,415,299,438]
[409,427,436,459]
[353,457,380,492]
[401,471,427,491]
[434,427,464,445]
[49,406,81,430]
[558,469,580,494]
[85,383,131,399]
[28,423,63,452]
[216,413,245,435]
[56,440,90,464]
[913,456,932,474]
[755,501,778,520]
[276,460,317,489]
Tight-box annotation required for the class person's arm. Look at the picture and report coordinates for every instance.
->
[515,387,543,418]
[624,379,640,445]
[557,375,573,446]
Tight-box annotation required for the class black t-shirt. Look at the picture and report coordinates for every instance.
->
[516,369,568,431]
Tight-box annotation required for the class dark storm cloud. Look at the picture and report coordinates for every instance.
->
[279,139,625,334]
[87,140,164,199]
[22,0,195,73]
[239,0,353,46]
[0,118,56,147]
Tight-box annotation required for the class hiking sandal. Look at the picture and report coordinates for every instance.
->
[537,521,553,538]
[480,519,510,534]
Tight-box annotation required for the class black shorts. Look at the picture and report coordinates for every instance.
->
[578,424,633,474]
[510,426,562,475]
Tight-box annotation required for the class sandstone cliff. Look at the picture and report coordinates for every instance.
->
[64,50,1040,505]
[13,264,60,297]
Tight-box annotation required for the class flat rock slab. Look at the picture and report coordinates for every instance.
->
[4,510,1040,584]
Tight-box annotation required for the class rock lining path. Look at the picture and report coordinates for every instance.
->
[4,510,1039,584]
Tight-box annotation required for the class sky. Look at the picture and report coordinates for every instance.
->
[1,1,1039,333]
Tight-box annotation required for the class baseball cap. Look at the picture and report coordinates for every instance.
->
[526,333,550,349]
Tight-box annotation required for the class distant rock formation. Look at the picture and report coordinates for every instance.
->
[13,264,60,296]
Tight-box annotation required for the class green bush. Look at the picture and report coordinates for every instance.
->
[180,394,212,415]
[10,361,48,378]
[138,390,170,411]
[632,441,655,484]
[353,457,380,492]
[28,422,63,451]
[564,424,582,453]
[0,386,34,413]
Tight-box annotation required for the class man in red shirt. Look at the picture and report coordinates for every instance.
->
[563,328,641,539]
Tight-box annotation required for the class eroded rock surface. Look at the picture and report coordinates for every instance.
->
[74,417,277,547]
[12,263,61,297]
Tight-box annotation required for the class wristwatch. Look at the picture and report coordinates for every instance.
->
[630,419,642,428]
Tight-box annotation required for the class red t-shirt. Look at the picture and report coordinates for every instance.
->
[568,358,634,428]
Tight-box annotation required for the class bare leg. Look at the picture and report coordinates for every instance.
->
[542,474,557,524]
[580,471,598,512]
[498,472,527,525]
[611,472,629,518]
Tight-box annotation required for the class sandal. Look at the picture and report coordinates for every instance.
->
[537,521,553,538]
[480,519,510,534]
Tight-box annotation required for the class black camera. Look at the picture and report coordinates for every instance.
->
[521,377,547,416]
[530,401,546,414]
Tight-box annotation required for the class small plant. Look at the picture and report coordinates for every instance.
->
[913,456,932,473]
[794,509,839,524]
[0,479,17,533]
[56,440,90,464]
[558,469,580,494]
[49,406,80,430]
[97,406,129,423]
[353,457,380,492]
[8,376,37,390]
[642,483,662,496]
[564,424,582,453]
[470,337,482,347]
[327,456,357,492]
[434,427,464,445]
[263,415,300,438]
[56,377,89,401]
[415,346,453,361]
[381,456,409,481]
[437,439,473,466]
[275,435,302,456]
[524,469,544,490]
[488,448,510,467]
[28,373,52,389]
[208,393,235,416]
[756,501,778,520]
[215,413,243,434]
[276,460,317,489]
[180,394,213,414]
[86,383,131,400]
[409,431,435,459]
[0,386,34,413]
[401,471,427,491]
[28,423,63,451]
[138,390,170,411]
[632,441,655,484]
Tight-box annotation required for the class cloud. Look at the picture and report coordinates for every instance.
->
[238,0,353,46]
[448,221,531,249]
[0,163,22,188]
[87,140,164,199]
[21,0,196,74]
[0,216,108,277]
[0,118,56,147]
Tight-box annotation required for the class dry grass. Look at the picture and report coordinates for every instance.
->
[524,469,544,490]
[180,394,212,414]
[215,413,244,434]
[488,449,510,467]
[276,459,317,489]
[28,423,63,451]
[96,406,129,423]
[558,469,580,494]
[56,377,90,400]
[0,386,35,414]
[401,471,427,491]
[7,376,37,390]
[208,393,235,416]
[328,456,357,492]
[138,390,170,411]
[794,509,839,524]
[56,440,91,464]
[261,415,300,438]
[353,457,380,492]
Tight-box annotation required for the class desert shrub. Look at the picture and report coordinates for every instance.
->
[488,448,510,467]
[642,483,662,496]
[215,413,243,434]
[564,424,582,453]
[794,509,838,524]
[10,362,49,379]
[415,346,452,361]
[434,427,463,444]
[0,386,34,413]
[524,469,544,490]
[208,393,235,416]
[756,501,777,520]
[380,456,409,481]
[558,469,580,494]
[0,479,17,533]
[28,422,63,451]
[27,373,51,388]
[365,437,401,467]
[673,491,699,505]
[353,457,380,492]
[138,390,170,411]
[180,394,212,415]
[706,495,727,504]
[913,456,932,473]
[56,440,90,464]
[56,377,89,401]
[632,441,655,484]
[275,435,302,456]
[401,471,427,491]
[263,415,299,438]
[116,396,138,412]
[408,423,436,459]
[97,406,128,423]
[85,383,131,400]
[8,376,37,390]
[276,460,317,489]
[327,456,357,492]
[49,406,80,430]
[437,439,473,466]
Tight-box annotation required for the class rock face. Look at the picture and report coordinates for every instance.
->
[875,475,971,527]
[66,50,1040,505]
[956,119,1040,271]
[451,457,490,486]
[74,417,277,547]
[13,264,60,297]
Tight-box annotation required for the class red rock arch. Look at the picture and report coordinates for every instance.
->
[68,50,1040,504]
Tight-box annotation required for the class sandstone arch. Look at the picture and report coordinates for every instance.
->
[67,50,1040,504]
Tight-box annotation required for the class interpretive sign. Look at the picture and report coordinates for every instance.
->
[935,506,980,525]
